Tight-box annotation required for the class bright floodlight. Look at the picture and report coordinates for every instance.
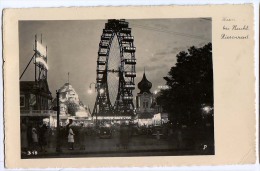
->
[99,88,104,94]
[203,106,211,113]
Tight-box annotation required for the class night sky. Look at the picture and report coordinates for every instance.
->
[19,18,211,110]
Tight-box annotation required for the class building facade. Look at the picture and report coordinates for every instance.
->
[136,72,154,126]
[135,72,168,126]
[19,79,58,127]
[20,79,52,111]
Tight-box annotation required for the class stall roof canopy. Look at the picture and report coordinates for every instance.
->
[138,111,153,119]
[20,79,52,99]
[20,81,35,91]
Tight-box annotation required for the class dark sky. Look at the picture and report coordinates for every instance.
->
[19,18,211,110]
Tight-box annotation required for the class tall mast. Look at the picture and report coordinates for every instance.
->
[34,34,37,83]
[68,72,70,84]
[46,46,48,80]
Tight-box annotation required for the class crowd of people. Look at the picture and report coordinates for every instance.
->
[21,119,52,155]
[21,119,144,154]
[21,118,207,156]
[63,119,87,150]
[62,120,133,150]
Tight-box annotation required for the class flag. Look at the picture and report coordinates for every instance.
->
[35,57,48,70]
[68,72,70,84]
[36,41,47,57]
[29,94,36,106]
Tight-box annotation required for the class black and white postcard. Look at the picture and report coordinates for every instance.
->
[3,5,255,168]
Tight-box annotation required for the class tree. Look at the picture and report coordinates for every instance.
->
[157,43,213,126]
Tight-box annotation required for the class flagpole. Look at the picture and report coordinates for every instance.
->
[68,72,70,84]
[56,90,62,153]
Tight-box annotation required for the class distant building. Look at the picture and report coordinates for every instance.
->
[135,72,169,126]
[49,82,92,126]
[135,72,159,126]
[136,72,153,114]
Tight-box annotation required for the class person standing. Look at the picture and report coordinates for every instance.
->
[21,119,28,155]
[31,123,38,154]
[78,123,86,150]
[26,122,33,153]
[176,127,183,149]
[47,126,53,148]
[66,119,73,132]
[39,123,48,152]
[68,125,75,150]
[120,123,130,149]
[65,119,73,148]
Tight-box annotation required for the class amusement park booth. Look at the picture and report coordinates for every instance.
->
[137,111,153,126]
[20,80,53,126]
[152,113,169,126]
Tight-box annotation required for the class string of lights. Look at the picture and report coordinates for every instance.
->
[130,20,211,41]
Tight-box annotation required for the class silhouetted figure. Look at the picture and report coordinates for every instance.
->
[68,125,75,150]
[31,123,38,154]
[39,123,48,152]
[21,119,28,154]
[120,123,130,149]
[27,122,33,152]
[66,119,73,135]
[176,128,183,149]
[78,123,86,150]
[66,119,74,149]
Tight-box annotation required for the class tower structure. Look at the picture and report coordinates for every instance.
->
[136,72,153,113]
[20,34,52,111]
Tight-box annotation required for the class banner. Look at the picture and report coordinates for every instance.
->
[35,57,48,70]
[36,41,47,57]
[29,94,36,106]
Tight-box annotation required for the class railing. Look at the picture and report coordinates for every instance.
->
[121,28,131,34]
[95,116,132,120]
[20,110,57,116]
[125,72,136,77]
[103,29,113,34]
[122,96,133,100]
[124,59,136,64]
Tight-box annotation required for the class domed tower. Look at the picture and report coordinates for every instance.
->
[136,71,153,114]
[137,72,152,94]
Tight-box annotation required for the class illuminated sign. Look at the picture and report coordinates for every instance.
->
[36,41,47,57]
[96,116,131,120]
[35,57,48,70]
[29,94,36,106]
[34,41,48,70]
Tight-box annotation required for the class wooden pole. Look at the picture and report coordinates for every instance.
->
[56,90,62,152]
[68,72,70,84]
[35,34,37,82]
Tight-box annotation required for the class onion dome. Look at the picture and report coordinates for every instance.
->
[138,72,152,94]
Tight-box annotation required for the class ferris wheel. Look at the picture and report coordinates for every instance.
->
[92,19,136,117]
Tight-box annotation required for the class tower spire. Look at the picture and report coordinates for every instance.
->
[41,33,42,43]
[138,70,152,94]
[68,72,70,84]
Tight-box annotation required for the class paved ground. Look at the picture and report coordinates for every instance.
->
[22,130,214,158]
